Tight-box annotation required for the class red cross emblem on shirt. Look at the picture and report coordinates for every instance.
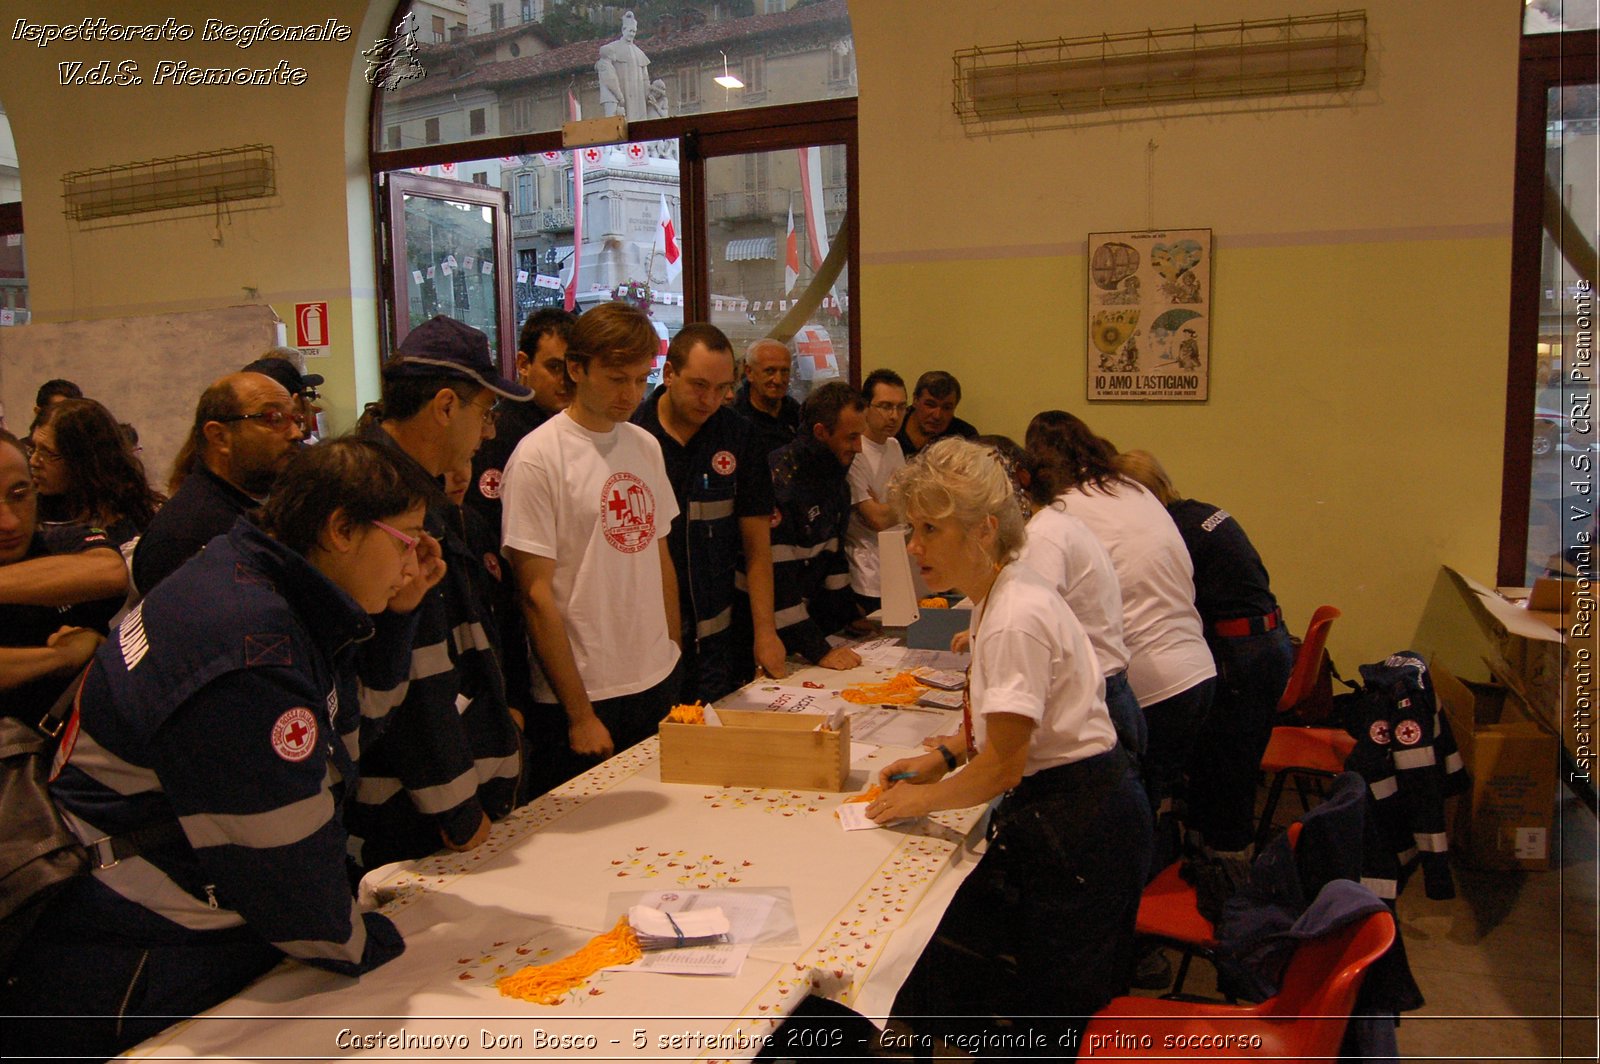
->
[711,450,736,476]
[271,707,318,763]
[795,330,834,372]
[627,143,644,160]
[608,490,632,522]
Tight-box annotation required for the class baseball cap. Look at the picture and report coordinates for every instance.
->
[386,316,533,400]
[243,354,325,397]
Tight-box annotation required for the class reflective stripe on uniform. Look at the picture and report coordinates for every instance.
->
[774,603,810,628]
[772,539,838,563]
[1368,776,1399,800]
[1393,747,1437,770]
[696,606,733,639]
[180,790,334,850]
[689,499,736,521]
[1414,831,1449,853]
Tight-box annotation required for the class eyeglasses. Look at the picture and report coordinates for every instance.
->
[30,442,62,463]
[214,409,305,431]
[871,402,908,414]
[370,519,419,553]
[468,396,500,429]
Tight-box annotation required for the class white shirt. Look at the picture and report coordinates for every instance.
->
[1018,503,1130,678]
[501,412,680,702]
[1053,479,1216,706]
[969,563,1116,775]
[844,435,906,596]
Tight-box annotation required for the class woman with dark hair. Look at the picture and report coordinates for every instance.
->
[1025,410,1216,875]
[502,301,682,789]
[1,437,444,1061]
[30,397,164,544]
[868,438,1150,1055]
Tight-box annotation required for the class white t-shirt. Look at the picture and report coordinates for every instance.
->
[1017,503,1130,679]
[969,563,1116,775]
[844,435,906,596]
[1053,479,1216,707]
[500,412,681,702]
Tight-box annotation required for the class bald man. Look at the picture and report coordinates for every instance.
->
[131,372,304,595]
[732,338,801,464]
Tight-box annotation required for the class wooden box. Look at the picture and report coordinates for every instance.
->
[658,710,851,792]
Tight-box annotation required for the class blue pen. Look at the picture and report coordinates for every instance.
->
[888,772,917,782]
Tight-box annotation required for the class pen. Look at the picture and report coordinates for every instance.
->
[888,772,917,782]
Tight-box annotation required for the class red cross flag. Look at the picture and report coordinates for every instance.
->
[657,194,681,283]
[584,147,601,164]
[785,203,799,295]
[627,142,645,161]
[793,324,839,382]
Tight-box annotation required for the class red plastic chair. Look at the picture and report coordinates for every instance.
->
[1136,824,1301,996]
[1083,908,1396,1059]
[1255,607,1352,851]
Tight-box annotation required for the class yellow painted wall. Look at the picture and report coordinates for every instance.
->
[851,0,1522,666]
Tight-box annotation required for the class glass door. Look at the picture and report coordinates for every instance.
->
[694,125,858,402]
[384,172,515,370]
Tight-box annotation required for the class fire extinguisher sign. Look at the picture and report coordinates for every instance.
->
[295,302,329,348]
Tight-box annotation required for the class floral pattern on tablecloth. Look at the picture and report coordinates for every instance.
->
[608,846,754,886]
[376,741,662,913]
[697,788,833,816]
[700,806,984,1064]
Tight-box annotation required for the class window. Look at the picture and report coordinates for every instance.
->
[828,42,854,85]
[489,4,504,30]
[471,171,488,186]
[431,15,444,42]
[1502,30,1600,584]
[386,125,401,150]
[742,56,766,94]
[521,0,534,23]
[372,0,859,397]
[677,66,701,107]
[424,117,440,144]
[506,96,536,133]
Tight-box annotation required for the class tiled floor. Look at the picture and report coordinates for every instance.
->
[1135,786,1599,1062]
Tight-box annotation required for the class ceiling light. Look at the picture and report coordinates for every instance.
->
[714,51,744,89]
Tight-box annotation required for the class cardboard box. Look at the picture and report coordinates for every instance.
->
[1432,659,1558,871]
[1443,566,1592,760]
[658,710,851,792]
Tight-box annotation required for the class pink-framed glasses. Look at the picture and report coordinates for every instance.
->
[370,519,420,553]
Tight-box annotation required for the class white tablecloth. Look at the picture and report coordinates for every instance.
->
[129,659,986,1062]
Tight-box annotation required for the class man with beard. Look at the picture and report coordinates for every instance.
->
[131,371,304,595]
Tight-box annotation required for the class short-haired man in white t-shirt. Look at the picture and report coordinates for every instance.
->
[844,369,909,615]
[501,302,682,788]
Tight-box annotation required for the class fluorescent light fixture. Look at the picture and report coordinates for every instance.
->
[714,51,744,89]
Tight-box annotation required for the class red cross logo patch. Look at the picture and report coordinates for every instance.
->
[627,143,644,160]
[271,708,318,763]
[600,471,656,554]
[1395,720,1423,746]
[1369,720,1392,745]
[711,450,736,476]
[478,467,503,500]
[584,147,601,164]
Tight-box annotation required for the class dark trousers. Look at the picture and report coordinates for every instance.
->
[524,667,678,796]
[1187,627,1295,850]
[1104,670,1146,758]
[0,899,280,1062]
[1141,677,1216,878]
[677,629,752,706]
[891,748,1152,1058]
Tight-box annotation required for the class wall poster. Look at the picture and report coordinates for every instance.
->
[1086,228,1213,401]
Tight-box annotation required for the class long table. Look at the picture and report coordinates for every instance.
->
[128,658,985,1062]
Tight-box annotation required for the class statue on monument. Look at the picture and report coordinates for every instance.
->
[596,11,656,121]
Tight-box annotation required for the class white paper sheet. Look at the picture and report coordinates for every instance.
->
[615,942,751,976]
[849,706,953,746]
[836,802,911,831]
